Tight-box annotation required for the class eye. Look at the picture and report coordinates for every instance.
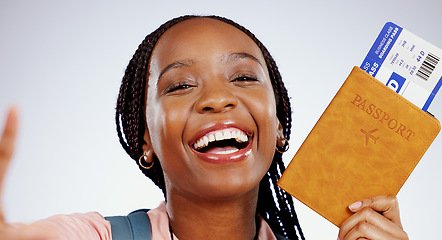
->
[231,74,259,86]
[164,82,195,94]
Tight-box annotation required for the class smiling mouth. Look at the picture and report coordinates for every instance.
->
[192,128,251,155]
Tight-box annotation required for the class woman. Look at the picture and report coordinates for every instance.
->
[0,15,408,240]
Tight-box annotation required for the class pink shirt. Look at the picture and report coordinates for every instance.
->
[147,202,277,240]
[35,202,278,240]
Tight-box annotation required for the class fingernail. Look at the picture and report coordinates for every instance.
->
[349,201,362,211]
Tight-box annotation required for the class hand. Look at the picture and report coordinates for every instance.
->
[338,195,409,240]
[0,107,59,239]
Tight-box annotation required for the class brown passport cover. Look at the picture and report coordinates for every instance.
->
[278,66,440,227]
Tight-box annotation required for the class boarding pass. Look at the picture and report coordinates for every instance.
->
[361,22,442,112]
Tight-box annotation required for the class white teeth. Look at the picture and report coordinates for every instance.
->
[231,131,237,139]
[203,136,209,146]
[236,133,248,143]
[215,131,224,141]
[208,134,215,142]
[193,128,249,150]
[224,131,232,139]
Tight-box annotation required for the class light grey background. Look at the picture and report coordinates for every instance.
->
[1,1,441,239]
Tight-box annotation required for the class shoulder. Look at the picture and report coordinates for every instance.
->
[35,212,112,239]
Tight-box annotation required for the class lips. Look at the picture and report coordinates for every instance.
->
[190,126,253,164]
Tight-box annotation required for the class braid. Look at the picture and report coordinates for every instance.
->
[115,15,304,239]
[116,16,195,193]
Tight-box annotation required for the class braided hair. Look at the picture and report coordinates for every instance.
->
[116,15,305,240]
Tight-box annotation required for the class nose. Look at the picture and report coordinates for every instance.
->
[195,80,238,113]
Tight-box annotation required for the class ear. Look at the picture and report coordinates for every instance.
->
[276,120,286,148]
[141,128,154,165]
[142,128,152,152]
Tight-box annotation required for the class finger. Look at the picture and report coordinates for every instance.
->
[348,195,403,227]
[0,107,18,175]
[0,106,19,223]
[342,221,403,240]
[339,207,405,239]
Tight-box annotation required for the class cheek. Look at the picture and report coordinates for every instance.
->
[246,88,279,157]
[146,98,198,193]
[146,95,191,170]
[146,83,177,158]
[256,89,278,130]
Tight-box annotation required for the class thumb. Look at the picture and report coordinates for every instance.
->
[0,106,19,222]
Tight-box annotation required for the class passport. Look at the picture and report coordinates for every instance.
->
[278,67,440,226]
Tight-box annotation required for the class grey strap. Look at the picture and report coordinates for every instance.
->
[105,210,151,240]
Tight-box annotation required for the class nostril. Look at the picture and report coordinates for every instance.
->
[201,103,235,113]
[225,103,235,108]
[203,104,235,112]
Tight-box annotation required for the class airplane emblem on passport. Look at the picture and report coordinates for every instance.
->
[361,128,379,145]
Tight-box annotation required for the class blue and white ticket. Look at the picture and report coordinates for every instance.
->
[361,22,442,112]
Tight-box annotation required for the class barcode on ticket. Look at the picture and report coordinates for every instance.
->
[416,52,440,81]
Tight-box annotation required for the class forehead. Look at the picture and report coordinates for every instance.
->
[150,18,266,70]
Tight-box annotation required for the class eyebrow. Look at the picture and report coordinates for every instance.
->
[222,52,263,67]
[158,59,195,81]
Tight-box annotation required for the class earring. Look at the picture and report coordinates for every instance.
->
[276,137,290,154]
[138,151,154,169]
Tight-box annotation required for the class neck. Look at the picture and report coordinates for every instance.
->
[165,186,260,240]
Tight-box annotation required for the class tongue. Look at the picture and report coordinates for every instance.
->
[205,146,239,154]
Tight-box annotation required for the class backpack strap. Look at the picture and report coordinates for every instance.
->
[105,209,151,240]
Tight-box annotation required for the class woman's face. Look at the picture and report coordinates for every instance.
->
[145,18,280,200]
